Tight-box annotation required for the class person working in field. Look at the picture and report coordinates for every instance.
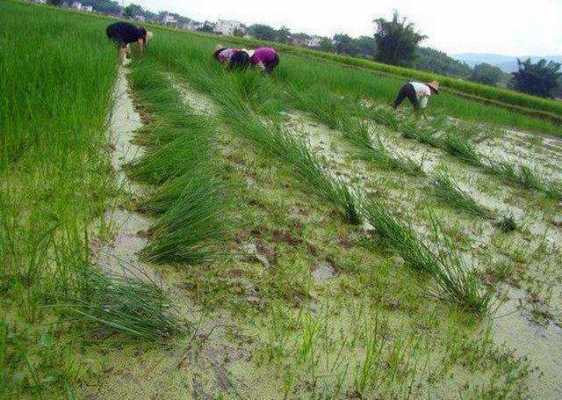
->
[106,22,153,62]
[213,45,252,70]
[393,81,439,116]
[248,47,280,74]
[213,46,280,74]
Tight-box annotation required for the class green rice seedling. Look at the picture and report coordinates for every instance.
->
[68,266,184,340]
[485,159,562,200]
[367,106,400,131]
[432,171,492,218]
[361,200,436,274]
[427,216,493,314]
[127,132,211,185]
[142,177,225,263]
[399,119,441,147]
[362,201,491,314]
[442,132,483,166]
[358,134,425,177]
[139,173,217,215]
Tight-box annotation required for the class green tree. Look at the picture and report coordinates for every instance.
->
[373,10,426,66]
[510,58,562,98]
[123,4,144,18]
[319,37,335,53]
[413,47,472,77]
[47,0,64,5]
[248,24,277,41]
[276,26,291,44]
[333,34,360,56]
[356,36,377,58]
[469,63,504,86]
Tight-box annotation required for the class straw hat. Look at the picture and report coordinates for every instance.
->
[427,81,440,93]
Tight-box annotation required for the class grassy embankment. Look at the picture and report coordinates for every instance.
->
[1,2,182,398]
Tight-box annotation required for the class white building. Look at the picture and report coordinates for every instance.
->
[161,14,177,25]
[134,15,146,22]
[82,5,93,12]
[71,1,82,9]
[182,21,203,31]
[31,0,47,4]
[214,19,245,36]
[307,36,324,48]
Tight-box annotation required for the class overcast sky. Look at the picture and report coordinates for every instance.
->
[128,0,562,56]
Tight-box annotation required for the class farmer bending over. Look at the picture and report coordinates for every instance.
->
[393,81,439,117]
[213,46,251,70]
[249,47,280,74]
[106,22,152,63]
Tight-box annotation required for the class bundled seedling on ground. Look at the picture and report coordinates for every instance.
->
[432,170,492,218]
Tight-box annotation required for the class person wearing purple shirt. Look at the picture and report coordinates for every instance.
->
[249,47,280,74]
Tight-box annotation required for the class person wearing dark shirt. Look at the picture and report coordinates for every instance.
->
[106,22,153,62]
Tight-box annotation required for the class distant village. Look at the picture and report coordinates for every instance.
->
[30,0,329,49]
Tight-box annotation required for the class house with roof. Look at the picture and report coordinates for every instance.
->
[215,20,246,36]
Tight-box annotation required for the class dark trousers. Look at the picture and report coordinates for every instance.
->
[393,83,419,110]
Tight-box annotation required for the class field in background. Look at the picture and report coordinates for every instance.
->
[2,1,561,399]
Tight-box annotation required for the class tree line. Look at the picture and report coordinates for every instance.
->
[46,1,561,99]
[247,11,561,99]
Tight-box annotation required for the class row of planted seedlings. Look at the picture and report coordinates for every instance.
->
[367,100,562,201]
[127,60,227,266]
[156,48,492,315]
[262,58,561,202]
[286,84,509,226]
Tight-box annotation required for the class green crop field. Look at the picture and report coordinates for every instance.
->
[2,1,561,399]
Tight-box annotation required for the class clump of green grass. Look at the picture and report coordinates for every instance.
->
[129,59,227,264]
[486,160,562,200]
[127,133,210,184]
[68,266,184,340]
[357,132,425,176]
[362,200,491,314]
[142,175,225,263]
[368,106,400,131]
[432,171,492,218]
[399,119,442,147]
[442,132,483,166]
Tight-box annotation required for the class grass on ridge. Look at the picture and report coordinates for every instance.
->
[432,170,492,219]
[128,60,227,264]
[362,200,492,314]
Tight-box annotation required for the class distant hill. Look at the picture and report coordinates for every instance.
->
[452,53,562,73]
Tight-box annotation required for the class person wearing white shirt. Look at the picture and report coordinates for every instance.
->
[393,80,440,115]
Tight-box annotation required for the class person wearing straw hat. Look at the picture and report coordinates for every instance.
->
[393,80,439,116]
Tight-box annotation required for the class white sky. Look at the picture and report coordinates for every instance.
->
[128,0,562,56]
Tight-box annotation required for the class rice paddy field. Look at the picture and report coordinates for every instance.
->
[1,1,561,399]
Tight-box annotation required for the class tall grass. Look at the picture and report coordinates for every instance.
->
[128,60,227,264]
[67,267,184,340]
[0,3,185,396]
[432,171,492,218]
[362,200,491,314]
[155,51,362,224]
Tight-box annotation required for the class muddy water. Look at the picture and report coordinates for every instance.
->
[493,286,562,399]
[95,67,157,281]
[285,108,562,399]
